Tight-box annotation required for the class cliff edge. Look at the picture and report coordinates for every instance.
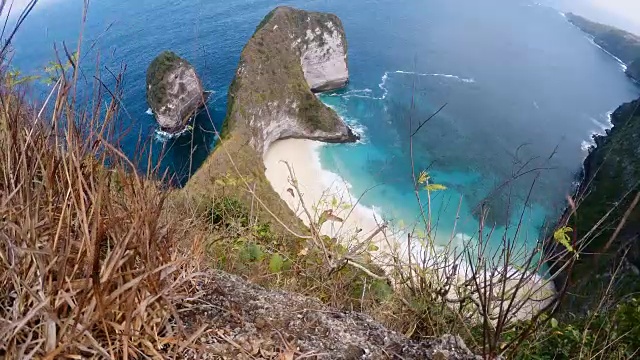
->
[182,270,479,360]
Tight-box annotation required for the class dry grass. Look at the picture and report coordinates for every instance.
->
[0,56,205,358]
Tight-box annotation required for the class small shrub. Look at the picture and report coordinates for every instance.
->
[208,196,249,227]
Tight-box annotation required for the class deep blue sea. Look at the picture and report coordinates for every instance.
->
[10,0,640,252]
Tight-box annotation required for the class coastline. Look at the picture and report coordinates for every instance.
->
[264,138,555,321]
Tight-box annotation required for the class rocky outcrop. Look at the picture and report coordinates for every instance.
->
[182,270,480,360]
[146,51,208,134]
[223,6,358,155]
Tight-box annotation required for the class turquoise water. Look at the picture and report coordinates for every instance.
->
[9,0,640,253]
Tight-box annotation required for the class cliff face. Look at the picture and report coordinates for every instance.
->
[223,6,358,156]
[565,13,640,81]
[187,7,360,236]
[146,51,207,134]
[577,99,640,262]
[559,98,640,307]
[300,19,349,92]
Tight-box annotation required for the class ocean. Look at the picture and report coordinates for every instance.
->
[10,0,640,254]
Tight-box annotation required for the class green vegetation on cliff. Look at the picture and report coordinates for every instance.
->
[565,99,640,298]
[146,50,182,110]
[222,6,352,136]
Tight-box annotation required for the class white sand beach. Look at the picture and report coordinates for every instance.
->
[264,139,391,249]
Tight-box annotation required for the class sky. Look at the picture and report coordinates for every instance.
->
[590,0,640,23]
[3,0,640,35]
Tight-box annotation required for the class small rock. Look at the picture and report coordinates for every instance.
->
[344,344,365,359]
[255,316,268,330]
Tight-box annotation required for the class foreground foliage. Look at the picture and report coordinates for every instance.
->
[0,61,203,357]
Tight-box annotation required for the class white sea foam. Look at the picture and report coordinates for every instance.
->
[153,127,191,142]
[145,108,153,115]
[605,110,614,126]
[345,117,369,144]
[324,103,369,144]
[372,70,476,101]
[393,70,476,83]
[581,139,594,152]
[379,72,390,99]
[581,110,616,153]
[327,88,378,100]
[314,148,383,225]
[590,117,609,133]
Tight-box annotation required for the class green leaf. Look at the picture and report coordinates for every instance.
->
[269,253,284,273]
[368,244,380,252]
[551,318,558,328]
[554,226,575,253]
[425,183,447,192]
[331,196,338,208]
[242,243,264,262]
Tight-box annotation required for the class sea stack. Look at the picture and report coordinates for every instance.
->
[222,6,358,155]
[146,51,207,134]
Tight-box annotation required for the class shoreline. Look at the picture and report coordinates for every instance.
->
[264,139,391,249]
[264,138,556,321]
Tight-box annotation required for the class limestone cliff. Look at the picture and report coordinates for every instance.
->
[146,51,208,134]
[223,6,358,156]
[187,7,359,236]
